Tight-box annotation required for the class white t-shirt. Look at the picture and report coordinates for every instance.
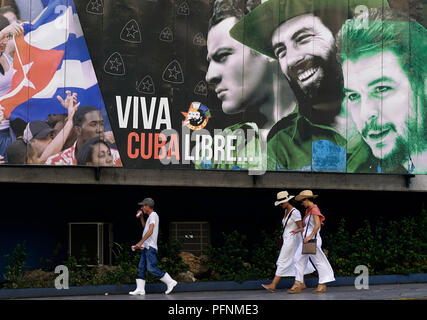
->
[282,208,302,239]
[142,211,159,250]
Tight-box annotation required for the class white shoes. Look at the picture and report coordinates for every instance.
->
[129,279,145,295]
[160,272,178,294]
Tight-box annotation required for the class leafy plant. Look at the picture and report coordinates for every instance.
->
[250,228,282,279]
[3,242,27,289]
[206,230,251,283]
[40,242,62,272]
[155,238,189,280]
[324,208,427,276]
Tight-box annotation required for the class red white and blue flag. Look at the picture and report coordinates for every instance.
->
[0,0,107,124]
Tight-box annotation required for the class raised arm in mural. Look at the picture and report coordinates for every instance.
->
[0,20,23,41]
[22,91,79,165]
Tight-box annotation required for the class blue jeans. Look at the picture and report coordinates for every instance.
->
[137,247,165,280]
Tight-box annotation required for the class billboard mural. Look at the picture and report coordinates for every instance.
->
[0,0,425,174]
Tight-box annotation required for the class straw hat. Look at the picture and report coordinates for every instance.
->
[295,190,318,201]
[274,191,295,206]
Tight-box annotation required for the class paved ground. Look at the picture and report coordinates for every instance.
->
[22,283,427,300]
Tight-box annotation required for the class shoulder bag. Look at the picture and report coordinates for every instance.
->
[302,213,317,254]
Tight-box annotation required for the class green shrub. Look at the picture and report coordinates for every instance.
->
[155,238,190,280]
[63,254,96,287]
[39,243,62,272]
[250,228,282,279]
[92,243,139,286]
[206,230,251,282]
[3,242,27,289]
[324,208,427,276]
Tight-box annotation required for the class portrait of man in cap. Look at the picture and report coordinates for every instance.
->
[337,8,427,174]
[230,0,387,172]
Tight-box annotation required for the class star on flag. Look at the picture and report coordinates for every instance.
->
[0,34,64,119]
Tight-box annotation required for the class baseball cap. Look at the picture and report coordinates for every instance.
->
[22,121,54,143]
[138,198,155,207]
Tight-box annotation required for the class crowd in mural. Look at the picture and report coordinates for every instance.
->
[0,0,425,173]
[0,0,121,167]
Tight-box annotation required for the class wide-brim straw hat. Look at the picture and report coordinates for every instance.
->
[295,190,318,201]
[274,191,295,206]
[229,0,388,59]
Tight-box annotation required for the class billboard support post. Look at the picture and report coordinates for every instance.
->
[405,174,416,188]
[95,167,101,181]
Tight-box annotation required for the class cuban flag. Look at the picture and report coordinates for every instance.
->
[0,0,108,127]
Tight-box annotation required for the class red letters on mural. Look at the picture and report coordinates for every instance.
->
[127,132,180,161]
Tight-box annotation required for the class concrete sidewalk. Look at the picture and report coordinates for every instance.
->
[20,283,427,300]
[3,274,427,299]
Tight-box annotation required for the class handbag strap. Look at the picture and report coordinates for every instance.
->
[303,212,317,240]
[283,208,294,231]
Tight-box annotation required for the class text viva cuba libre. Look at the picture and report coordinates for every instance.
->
[116,96,258,164]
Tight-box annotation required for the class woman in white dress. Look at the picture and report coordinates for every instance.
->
[261,191,315,292]
[288,190,335,294]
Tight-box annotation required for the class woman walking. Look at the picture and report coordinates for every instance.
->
[288,190,335,294]
[262,191,315,292]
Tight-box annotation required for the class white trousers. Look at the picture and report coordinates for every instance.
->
[276,243,316,277]
[294,236,335,284]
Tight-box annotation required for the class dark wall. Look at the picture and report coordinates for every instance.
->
[0,182,426,280]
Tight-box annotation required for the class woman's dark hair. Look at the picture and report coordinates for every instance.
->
[6,138,35,164]
[0,0,20,19]
[0,5,19,20]
[288,198,297,207]
[0,14,9,30]
[77,137,110,166]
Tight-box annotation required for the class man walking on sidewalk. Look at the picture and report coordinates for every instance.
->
[129,198,178,296]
